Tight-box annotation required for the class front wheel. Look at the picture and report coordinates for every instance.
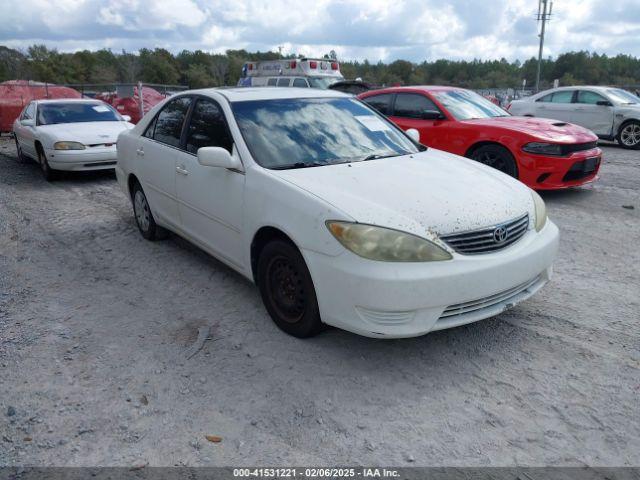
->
[617,121,640,150]
[469,144,519,178]
[257,240,323,338]
[14,137,27,162]
[132,182,168,241]
[37,148,56,181]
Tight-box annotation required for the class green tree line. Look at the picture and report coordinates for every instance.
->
[1,45,639,89]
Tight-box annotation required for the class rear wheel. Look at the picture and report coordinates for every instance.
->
[257,240,323,338]
[617,121,640,150]
[469,144,519,178]
[132,182,168,241]
[37,147,56,182]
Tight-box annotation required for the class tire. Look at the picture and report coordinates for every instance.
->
[131,181,168,241]
[14,137,27,162]
[617,120,640,150]
[257,240,323,338]
[469,144,519,178]
[36,147,56,182]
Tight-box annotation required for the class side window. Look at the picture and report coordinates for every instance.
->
[22,103,35,120]
[362,94,393,115]
[293,78,309,88]
[185,99,233,154]
[576,90,607,105]
[277,77,290,87]
[536,93,553,102]
[393,93,440,119]
[153,97,192,148]
[267,78,278,86]
[550,91,574,103]
[143,115,157,139]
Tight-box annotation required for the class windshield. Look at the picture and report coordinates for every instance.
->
[37,102,121,125]
[232,97,419,169]
[308,77,343,89]
[606,88,640,105]
[432,90,509,120]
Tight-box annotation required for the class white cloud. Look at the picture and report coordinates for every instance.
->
[0,0,637,62]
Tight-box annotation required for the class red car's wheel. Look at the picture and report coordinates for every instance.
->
[469,144,518,178]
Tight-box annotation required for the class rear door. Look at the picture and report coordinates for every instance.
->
[174,97,245,268]
[136,96,192,229]
[533,90,575,122]
[573,90,614,135]
[388,93,447,148]
[361,93,394,117]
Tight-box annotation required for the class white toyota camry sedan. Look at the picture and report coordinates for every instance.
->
[13,99,133,180]
[116,87,559,339]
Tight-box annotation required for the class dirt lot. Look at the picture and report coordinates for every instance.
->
[0,136,638,467]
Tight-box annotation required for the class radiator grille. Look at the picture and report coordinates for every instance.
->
[440,214,529,254]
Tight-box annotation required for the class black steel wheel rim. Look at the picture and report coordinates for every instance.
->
[266,255,306,323]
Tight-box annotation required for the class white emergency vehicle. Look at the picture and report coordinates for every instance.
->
[237,58,345,89]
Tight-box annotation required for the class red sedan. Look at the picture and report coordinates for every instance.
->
[358,86,602,190]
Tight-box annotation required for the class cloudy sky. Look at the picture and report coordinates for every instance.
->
[2,0,639,62]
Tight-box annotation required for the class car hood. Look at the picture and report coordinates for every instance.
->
[271,149,534,239]
[38,121,133,144]
[462,116,598,143]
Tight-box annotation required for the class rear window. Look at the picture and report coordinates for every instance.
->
[37,103,120,125]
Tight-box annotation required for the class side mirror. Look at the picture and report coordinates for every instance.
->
[406,128,420,143]
[121,115,132,122]
[197,146,242,171]
[21,118,35,127]
[596,100,612,107]
[421,110,445,120]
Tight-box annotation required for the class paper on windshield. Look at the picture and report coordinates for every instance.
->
[92,105,110,112]
[355,115,391,132]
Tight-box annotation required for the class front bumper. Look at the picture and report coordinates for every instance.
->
[303,220,559,338]
[47,147,118,171]
[518,147,602,190]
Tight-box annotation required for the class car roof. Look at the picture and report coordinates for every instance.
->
[188,87,350,102]
[362,85,466,95]
[35,98,104,105]
[535,85,614,96]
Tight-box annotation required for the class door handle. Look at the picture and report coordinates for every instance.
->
[176,165,189,175]
[136,147,144,157]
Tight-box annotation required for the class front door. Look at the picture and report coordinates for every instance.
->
[175,97,245,269]
[573,90,615,136]
[388,92,448,149]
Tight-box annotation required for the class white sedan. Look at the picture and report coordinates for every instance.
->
[508,86,640,149]
[116,87,559,339]
[12,99,134,180]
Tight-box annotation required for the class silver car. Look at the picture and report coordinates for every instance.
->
[508,86,640,150]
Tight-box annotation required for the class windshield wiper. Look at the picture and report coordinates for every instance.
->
[361,153,404,161]
[270,161,327,170]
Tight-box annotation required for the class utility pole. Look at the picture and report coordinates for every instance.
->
[535,0,553,92]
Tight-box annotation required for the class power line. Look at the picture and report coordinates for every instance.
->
[535,0,553,92]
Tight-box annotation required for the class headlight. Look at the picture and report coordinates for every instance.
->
[530,189,547,232]
[326,221,452,262]
[522,142,563,156]
[54,141,85,150]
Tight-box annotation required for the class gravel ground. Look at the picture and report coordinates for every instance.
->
[0,135,638,467]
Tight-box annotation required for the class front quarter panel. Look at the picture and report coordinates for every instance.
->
[242,166,354,275]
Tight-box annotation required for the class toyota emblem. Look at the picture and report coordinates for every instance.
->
[493,226,508,243]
